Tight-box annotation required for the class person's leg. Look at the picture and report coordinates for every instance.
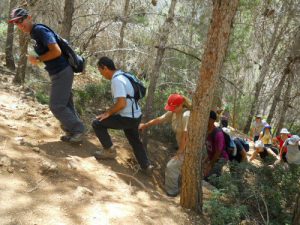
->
[49,66,84,136]
[165,158,183,196]
[92,115,126,149]
[123,126,150,169]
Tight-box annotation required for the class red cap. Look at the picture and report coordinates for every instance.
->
[164,94,184,112]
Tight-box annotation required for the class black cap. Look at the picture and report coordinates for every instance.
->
[210,110,217,120]
[9,8,29,23]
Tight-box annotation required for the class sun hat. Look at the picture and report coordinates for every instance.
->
[280,128,290,134]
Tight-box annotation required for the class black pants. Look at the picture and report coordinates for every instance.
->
[92,115,149,169]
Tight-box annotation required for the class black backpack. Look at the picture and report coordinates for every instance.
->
[116,72,147,117]
[35,24,85,73]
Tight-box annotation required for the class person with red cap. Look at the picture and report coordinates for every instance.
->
[139,93,192,196]
[8,8,85,143]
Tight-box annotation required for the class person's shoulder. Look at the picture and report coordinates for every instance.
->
[31,24,53,37]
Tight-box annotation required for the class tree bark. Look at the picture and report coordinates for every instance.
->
[142,0,177,147]
[117,0,130,66]
[292,194,300,225]
[61,0,75,41]
[243,2,293,134]
[275,68,294,135]
[180,0,239,212]
[5,0,17,70]
[13,31,29,84]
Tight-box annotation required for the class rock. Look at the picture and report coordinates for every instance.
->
[0,156,12,167]
[45,122,51,127]
[40,160,58,174]
[32,147,40,153]
[19,169,26,173]
[7,166,14,173]
[74,186,94,200]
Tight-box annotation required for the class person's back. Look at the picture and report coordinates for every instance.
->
[285,135,300,165]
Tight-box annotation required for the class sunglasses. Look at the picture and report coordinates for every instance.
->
[14,16,27,24]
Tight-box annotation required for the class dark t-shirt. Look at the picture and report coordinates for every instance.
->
[30,24,68,75]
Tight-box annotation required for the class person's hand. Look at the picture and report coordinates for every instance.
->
[138,123,147,131]
[28,55,39,65]
[204,163,212,177]
[96,112,110,121]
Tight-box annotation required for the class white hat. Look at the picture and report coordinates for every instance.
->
[254,140,264,148]
[222,127,231,135]
[280,128,290,134]
[288,135,300,145]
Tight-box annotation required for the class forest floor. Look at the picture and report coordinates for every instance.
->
[0,72,211,225]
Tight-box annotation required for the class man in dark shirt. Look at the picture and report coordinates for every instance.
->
[9,8,84,142]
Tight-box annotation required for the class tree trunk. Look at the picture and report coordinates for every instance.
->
[13,31,29,84]
[61,0,75,41]
[180,0,239,212]
[266,72,287,124]
[117,0,130,66]
[275,69,294,135]
[142,0,177,147]
[292,194,300,225]
[243,3,293,134]
[5,0,17,70]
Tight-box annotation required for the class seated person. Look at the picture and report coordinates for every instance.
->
[139,94,191,197]
[284,135,300,165]
[204,111,229,180]
[250,114,266,142]
[259,124,273,148]
[273,128,292,162]
[250,140,279,161]
[232,137,249,163]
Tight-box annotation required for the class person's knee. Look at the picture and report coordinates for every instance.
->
[92,119,102,129]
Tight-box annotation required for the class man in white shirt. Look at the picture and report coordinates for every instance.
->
[92,56,152,174]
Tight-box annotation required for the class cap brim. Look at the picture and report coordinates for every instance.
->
[164,104,176,112]
[8,16,24,23]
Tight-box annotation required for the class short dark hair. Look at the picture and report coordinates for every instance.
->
[210,110,217,120]
[97,57,116,70]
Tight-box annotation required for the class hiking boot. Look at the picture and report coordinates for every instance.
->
[141,164,154,176]
[94,146,117,160]
[60,135,71,142]
[69,133,84,143]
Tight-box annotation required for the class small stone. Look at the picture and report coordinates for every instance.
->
[0,156,12,167]
[33,147,40,153]
[45,122,51,127]
[7,167,14,173]
[19,169,26,173]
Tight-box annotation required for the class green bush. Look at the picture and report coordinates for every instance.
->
[204,163,300,225]
[35,90,49,105]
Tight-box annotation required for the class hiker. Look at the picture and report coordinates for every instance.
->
[220,106,230,128]
[204,111,229,180]
[250,140,279,161]
[9,8,84,142]
[283,135,300,165]
[139,93,191,197]
[232,137,249,163]
[92,57,153,174]
[250,114,266,142]
[273,128,292,163]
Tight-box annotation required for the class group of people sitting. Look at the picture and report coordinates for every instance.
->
[249,114,300,167]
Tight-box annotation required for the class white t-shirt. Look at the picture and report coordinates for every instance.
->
[111,70,142,118]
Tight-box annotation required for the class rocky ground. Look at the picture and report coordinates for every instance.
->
[0,73,210,225]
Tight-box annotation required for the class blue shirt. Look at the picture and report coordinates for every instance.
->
[30,24,68,75]
[111,70,142,118]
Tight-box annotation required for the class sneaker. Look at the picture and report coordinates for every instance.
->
[69,133,84,143]
[141,164,154,176]
[94,146,117,160]
[60,135,71,142]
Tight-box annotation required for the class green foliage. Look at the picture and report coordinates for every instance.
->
[204,163,300,225]
[74,80,111,115]
[35,90,49,105]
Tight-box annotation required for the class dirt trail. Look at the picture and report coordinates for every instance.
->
[0,75,205,225]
